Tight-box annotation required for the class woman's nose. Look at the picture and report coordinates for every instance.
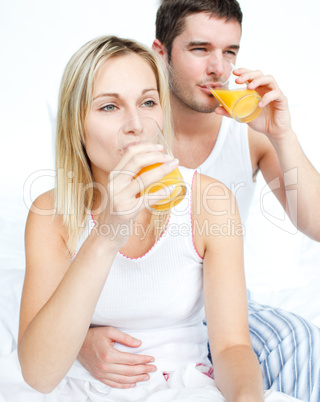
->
[123,115,144,136]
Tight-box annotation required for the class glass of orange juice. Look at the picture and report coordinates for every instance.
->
[117,116,186,211]
[204,61,262,123]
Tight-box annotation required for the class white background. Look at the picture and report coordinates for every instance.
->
[1,0,320,316]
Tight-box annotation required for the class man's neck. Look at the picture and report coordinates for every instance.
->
[171,100,223,169]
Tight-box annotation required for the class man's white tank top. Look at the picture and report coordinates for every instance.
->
[197,117,256,224]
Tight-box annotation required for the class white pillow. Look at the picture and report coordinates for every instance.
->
[0,269,24,356]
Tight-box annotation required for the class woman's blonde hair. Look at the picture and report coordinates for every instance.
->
[55,35,173,254]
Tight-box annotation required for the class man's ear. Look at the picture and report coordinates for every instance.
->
[152,39,168,63]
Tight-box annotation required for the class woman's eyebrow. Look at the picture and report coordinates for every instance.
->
[93,88,157,101]
[93,92,119,101]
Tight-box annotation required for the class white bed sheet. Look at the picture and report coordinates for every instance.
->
[0,177,319,402]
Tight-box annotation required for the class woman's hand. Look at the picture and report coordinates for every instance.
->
[94,142,179,249]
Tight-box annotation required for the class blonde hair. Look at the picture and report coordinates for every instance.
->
[55,35,173,254]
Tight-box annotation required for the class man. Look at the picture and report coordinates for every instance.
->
[78,1,320,400]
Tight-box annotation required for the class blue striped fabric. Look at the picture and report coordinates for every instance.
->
[248,300,320,401]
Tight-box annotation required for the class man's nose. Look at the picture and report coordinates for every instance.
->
[207,56,230,77]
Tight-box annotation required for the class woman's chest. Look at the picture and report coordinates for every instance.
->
[91,242,203,329]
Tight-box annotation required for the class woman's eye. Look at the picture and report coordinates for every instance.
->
[102,104,117,111]
[142,100,156,107]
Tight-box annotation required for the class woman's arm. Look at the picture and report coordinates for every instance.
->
[18,143,178,393]
[18,190,120,393]
[193,173,264,402]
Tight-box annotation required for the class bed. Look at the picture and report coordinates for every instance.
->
[1,173,320,354]
[2,182,318,402]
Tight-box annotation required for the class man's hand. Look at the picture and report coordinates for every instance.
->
[78,326,157,388]
[215,68,293,141]
[237,69,292,140]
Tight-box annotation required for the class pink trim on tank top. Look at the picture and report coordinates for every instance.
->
[118,213,172,261]
[71,249,76,261]
[89,210,173,261]
[90,211,95,224]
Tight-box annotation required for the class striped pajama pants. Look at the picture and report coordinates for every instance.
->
[248,300,320,402]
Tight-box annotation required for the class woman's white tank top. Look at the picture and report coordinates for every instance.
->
[72,167,210,372]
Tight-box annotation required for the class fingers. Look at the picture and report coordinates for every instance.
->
[104,362,157,379]
[115,143,166,173]
[233,68,287,108]
[98,143,181,227]
[214,105,232,118]
[101,370,153,388]
[130,158,179,195]
[96,327,156,366]
[114,157,178,196]
[110,155,179,213]
[104,326,142,348]
[234,68,277,89]
[233,68,263,81]
[111,143,178,194]
[90,351,157,389]
[111,349,155,366]
[91,363,157,389]
[79,327,157,389]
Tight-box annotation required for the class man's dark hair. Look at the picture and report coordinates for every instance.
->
[155,0,243,60]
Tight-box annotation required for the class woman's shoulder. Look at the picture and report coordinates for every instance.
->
[26,189,67,240]
[32,188,55,210]
[192,172,240,228]
[192,172,242,258]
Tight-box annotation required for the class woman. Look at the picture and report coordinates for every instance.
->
[16,36,299,401]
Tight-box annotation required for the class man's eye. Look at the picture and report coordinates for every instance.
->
[191,47,207,52]
[224,50,237,57]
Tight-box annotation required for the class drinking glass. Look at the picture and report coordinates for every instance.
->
[117,116,186,211]
[204,61,262,123]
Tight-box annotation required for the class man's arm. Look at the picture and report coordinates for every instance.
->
[217,68,320,241]
[251,126,320,241]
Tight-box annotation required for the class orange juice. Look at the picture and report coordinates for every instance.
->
[137,163,186,211]
[210,88,262,123]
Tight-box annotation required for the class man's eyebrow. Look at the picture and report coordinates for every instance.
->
[187,41,240,50]
[93,88,157,101]
[187,41,212,47]
[228,44,240,50]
